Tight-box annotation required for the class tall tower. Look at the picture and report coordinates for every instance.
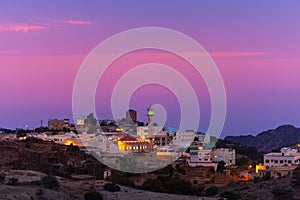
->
[147,106,154,137]
[126,109,137,122]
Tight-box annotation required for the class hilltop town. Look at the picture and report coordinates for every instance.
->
[1,108,300,200]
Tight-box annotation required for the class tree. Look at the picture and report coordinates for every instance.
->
[217,161,226,173]
[141,178,166,193]
[109,171,135,187]
[84,191,103,200]
[205,186,219,196]
[293,166,300,185]
[85,113,98,126]
[41,175,60,189]
[235,157,249,166]
[141,176,197,195]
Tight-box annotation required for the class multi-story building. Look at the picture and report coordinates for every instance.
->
[172,130,197,149]
[264,147,300,169]
[212,148,236,166]
[48,119,70,130]
[154,131,173,147]
[117,135,153,153]
[137,126,162,139]
[187,142,217,170]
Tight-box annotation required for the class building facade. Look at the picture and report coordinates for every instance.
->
[117,135,153,153]
[264,147,300,169]
[154,131,173,147]
[137,126,162,139]
[172,130,197,149]
[48,119,70,130]
[212,148,236,166]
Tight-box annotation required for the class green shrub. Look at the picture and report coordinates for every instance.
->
[272,188,294,200]
[205,186,219,196]
[141,176,195,195]
[0,173,5,184]
[35,189,47,200]
[103,183,121,192]
[36,189,44,196]
[84,191,103,200]
[7,178,18,186]
[217,161,226,173]
[175,164,186,175]
[293,166,300,185]
[41,175,60,189]
[109,171,135,187]
[220,191,241,200]
[51,169,71,179]
[141,178,166,193]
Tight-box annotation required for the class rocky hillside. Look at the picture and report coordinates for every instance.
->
[225,125,300,152]
[0,138,105,179]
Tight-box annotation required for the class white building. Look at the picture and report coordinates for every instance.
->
[264,147,300,169]
[172,130,197,149]
[187,142,217,170]
[174,130,196,141]
[137,126,163,139]
[93,135,119,154]
[43,134,70,144]
[212,148,236,166]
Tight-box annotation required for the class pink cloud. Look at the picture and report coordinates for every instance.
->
[209,51,269,58]
[168,51,269,58]
[91,51,269,59]
[49,19,92,26]
[62,20,92,25]
[0,19,92,33]
[0,23,45,32]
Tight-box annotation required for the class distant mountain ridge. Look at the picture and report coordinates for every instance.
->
[225,125,300,153]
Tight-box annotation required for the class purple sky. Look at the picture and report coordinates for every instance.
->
[0,1,300,137]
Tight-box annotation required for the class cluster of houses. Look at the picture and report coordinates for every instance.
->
[4,107,299,180]
[13,107,234,172]
[0,107,238,173]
